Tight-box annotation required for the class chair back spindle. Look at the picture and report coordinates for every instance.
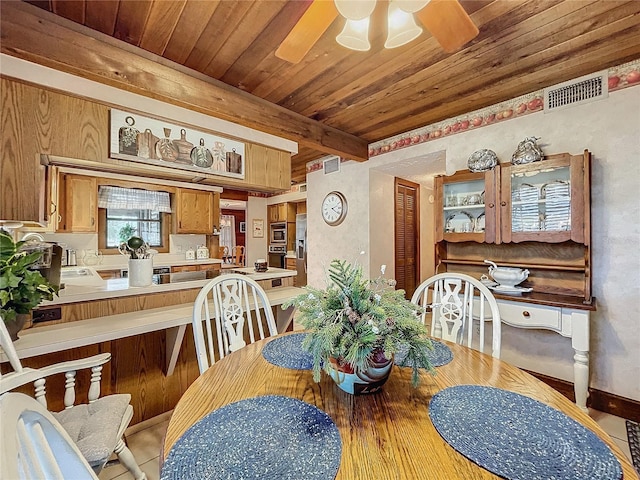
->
[192,274,277,374]
[411,273,502,358]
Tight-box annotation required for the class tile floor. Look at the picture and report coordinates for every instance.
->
[98,407,635,480]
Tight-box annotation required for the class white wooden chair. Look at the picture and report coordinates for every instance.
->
[0,319,147,479]
[0,391,99,479]
[411,272,502,358]
[192,274,277,374]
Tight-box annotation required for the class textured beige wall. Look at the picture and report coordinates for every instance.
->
[306,84,640,402]
[307,161,372,287]
[245,196,268,266]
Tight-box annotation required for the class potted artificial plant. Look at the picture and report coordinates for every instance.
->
[0,230,59,340]
[284,259,435,395]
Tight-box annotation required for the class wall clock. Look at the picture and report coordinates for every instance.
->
[322,191,347,226]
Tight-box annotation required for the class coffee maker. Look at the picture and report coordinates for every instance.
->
[20,239,63,289]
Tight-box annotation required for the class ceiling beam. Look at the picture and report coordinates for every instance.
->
[0,2,369,163]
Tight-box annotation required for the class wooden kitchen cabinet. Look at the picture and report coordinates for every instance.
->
[434,150,592,300]
[172,263,221,279]
[175,188,214,234]
[285,258,296,270]
[500,151,589,244]
[434,151,590,245]
[268,203,296,223]
[58,173,98,233]
[435,168,499,243]
[171,265,199,273]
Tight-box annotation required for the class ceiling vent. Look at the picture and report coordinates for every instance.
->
[323,156,341,174]
[544,71,608,112]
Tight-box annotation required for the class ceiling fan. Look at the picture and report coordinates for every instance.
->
[275,0,479,64]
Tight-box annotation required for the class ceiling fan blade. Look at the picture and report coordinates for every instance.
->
[275,0,339,64]
[416,0,479,53]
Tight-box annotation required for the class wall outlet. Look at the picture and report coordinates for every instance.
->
[32,307,62,323]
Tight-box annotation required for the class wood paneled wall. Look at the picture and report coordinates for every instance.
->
[1,288,206,424]
[2,330,202,425]
[1,77,291,223]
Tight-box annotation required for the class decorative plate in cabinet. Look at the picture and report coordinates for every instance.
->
[445,210,475,234]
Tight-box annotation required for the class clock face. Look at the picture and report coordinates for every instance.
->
[322,191,347,226]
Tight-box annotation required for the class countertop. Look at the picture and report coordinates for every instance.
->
[46,265,297,305]
[230,267,296,281]
[92,258,223,271]
[45,276,213,305]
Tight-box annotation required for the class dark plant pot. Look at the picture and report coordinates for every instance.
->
[328,350,393,395]
[5,313,30,341]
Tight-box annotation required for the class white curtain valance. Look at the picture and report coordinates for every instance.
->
[98,186,172,213]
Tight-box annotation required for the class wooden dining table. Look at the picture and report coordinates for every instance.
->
[163,332,637,479]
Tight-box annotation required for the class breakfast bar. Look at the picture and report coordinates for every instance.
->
[0,286,305,374]
[2,266,304,373]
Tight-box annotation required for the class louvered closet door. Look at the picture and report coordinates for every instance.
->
[395,179,420,299]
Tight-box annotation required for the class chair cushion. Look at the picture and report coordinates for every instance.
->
[52,394,131,466]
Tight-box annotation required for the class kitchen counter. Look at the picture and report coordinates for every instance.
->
[50,265,218,305]
[46,275,214,306]
[230,267,296,281]
[5,286,307,371]
[48,265,297,306]
[92,258,223,271]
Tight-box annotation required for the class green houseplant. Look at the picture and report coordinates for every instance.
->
[284,259,435,394]
[0,230,59,340]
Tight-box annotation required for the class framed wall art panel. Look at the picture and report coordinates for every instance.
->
[110,109,245,179]
[252,219,264,238]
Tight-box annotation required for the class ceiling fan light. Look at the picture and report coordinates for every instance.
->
[385,2,422,49]
[395,0,431,13]
[336,18,371,51]
[334,0,376,21]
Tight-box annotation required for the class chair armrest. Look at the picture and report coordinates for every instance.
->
[36,353,111,378]
[0,353,111,393]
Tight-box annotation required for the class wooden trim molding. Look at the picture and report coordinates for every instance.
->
[525,370,640,423]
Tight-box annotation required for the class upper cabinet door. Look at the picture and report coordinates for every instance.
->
[500,151,589,244]
[58,174,98,233]
[175,188,214,234]
[435,168,499,243]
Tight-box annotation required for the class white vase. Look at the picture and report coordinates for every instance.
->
[128,258,153,287]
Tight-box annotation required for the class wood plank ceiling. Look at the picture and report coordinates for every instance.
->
[10,0,640,184]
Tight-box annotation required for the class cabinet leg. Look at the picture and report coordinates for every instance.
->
[573,349,589,411]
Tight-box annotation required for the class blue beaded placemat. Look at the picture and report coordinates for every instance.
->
[161,395,341,480]
[429,385,622,480]
[394,339,453,368]
[262,333,313,370]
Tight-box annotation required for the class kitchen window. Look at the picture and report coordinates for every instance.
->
[104,208,162,248]
[97,185,172,253]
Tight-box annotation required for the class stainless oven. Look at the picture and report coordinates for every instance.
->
[268,244,286,268]
[270,222,287,244]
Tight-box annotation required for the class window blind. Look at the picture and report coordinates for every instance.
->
[98,186,172,213]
